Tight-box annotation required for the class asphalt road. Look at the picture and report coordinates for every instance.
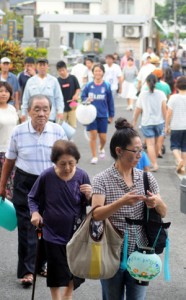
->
[1,96,186,300]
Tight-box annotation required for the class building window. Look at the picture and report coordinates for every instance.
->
[65,2,89,14]
[119,0,134,14]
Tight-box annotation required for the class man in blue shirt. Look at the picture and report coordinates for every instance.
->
[21,58,64,122]
[0,57,20,110]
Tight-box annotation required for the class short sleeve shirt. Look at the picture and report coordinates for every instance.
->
[58,75,80,112]
[6,120,67,175]
[136,89,166,126]
[168,94,186,130]
[103,64,122,91]
[92,165,159,254]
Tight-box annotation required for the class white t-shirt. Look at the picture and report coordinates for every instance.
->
[168,94,186,130]
[137,64,156,86]
[0,104,18,152]
[136,89,166,126]
[71,63,88,88]
[103,63,122,91]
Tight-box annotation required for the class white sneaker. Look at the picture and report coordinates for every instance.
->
[127,105,133,111]
[98,148,105,159]
[90,157,98,164]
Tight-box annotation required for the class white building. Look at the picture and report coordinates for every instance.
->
[10,0,161,59]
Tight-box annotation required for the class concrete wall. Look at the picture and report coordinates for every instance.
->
[41,21,143,58]
[36,0,154,16]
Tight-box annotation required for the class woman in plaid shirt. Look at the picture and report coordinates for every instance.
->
[92,117,167,300]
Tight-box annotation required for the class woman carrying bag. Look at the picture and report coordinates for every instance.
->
[28,140,92,300]
[92,118,167,300]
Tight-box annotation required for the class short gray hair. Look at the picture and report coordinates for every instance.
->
[27,94,52,111]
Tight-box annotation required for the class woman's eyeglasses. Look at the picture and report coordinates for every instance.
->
[123,148,143,155]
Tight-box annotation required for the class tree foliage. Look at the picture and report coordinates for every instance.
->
[2,10,23,31]
[0,40,25,74]
[155,0,186,25]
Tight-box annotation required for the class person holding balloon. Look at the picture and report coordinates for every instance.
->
[81,63,115,164]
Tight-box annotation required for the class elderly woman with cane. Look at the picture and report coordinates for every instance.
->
[28,140,92,300]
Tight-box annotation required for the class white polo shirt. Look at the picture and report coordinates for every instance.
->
[6,120,67,175]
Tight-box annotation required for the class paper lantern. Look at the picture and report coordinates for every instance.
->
[76,104,97,125]
[0,197,17,231]
[61,121,76,140]
[127,247,162,285]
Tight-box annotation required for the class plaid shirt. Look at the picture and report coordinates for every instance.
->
[93,164,159,254]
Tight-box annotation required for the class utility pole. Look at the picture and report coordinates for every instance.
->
[174,0,179,49]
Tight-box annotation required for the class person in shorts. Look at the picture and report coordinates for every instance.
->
[81,63,114,164]
[133,74,167,172]
[165,76,186,174]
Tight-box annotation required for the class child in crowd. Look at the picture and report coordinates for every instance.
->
[57,61,80,128]
[136,150,150,171]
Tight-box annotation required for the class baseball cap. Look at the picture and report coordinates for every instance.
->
[152,69,163,79]
[36,58,49,64]
[1,57,11,64]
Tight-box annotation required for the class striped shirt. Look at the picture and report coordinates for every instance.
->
[6,120,67,175]
[93,164,159,254]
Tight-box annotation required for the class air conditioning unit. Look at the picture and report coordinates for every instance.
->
[124,26,141,38]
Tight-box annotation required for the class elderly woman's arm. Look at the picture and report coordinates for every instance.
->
[92,192,146,221]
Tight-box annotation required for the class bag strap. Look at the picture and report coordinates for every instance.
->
[143,171,149,195]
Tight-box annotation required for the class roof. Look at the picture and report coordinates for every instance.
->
[38,14,149,25]
[10,0,35,5]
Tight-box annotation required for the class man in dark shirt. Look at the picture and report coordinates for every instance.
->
[18,57,36,103]
[57,60,80,128]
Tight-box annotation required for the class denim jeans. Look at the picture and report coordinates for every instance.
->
[101,269,147,300]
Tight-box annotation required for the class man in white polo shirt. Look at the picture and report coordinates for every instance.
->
[0,94,67,287]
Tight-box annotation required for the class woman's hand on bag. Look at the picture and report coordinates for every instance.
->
[121,191,145,206]
[31,211,43,227]
[80,184,92,200]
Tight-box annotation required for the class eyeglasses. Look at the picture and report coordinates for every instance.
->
[123,148,143,155]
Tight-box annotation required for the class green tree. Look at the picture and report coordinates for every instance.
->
[2,10,23,32]
[155,0,186,25]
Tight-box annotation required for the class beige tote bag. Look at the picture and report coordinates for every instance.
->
[67,206,123,280]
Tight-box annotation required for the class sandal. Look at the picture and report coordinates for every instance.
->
[176,160,185,174]
[21,273,33,287]
[38,262,47,277]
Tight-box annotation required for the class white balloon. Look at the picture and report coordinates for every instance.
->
[76,104,97,125]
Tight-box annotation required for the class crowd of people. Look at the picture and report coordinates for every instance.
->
[0,42,185,300]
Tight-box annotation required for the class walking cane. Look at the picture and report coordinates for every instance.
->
[31,225,42,300]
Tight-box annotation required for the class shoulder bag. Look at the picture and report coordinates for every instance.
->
[66,206,123,280]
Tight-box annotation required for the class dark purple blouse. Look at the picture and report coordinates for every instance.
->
[28,166,91,244]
